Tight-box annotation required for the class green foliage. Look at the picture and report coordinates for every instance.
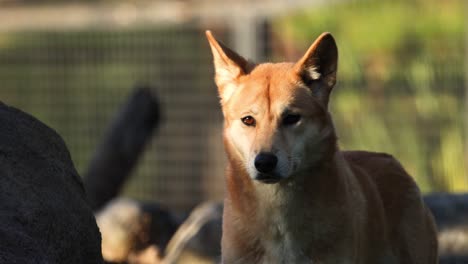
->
[274,0,466,192]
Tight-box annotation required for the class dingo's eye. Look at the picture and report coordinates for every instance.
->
[241,116,256,126]
[282,114,301,126]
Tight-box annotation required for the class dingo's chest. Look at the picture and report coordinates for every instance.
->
[261,231,313,264]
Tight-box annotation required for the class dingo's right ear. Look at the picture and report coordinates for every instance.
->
[294,32,338,107]
[206,30,252,102]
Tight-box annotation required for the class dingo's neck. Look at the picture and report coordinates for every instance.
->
[224,151,363,262]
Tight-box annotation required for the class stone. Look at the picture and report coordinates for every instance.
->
[0,102,102,264]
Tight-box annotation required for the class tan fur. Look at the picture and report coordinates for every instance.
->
[206,31,438,264]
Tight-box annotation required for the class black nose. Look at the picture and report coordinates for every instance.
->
[254,153,278,173]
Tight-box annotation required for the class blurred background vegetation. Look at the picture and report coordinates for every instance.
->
[0,0,465,211]
[275,0,466,192]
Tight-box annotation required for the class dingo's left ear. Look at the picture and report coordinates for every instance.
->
[206,30,253,102]
[294,32,338,106]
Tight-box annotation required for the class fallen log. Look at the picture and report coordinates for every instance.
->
[84,86,161,211]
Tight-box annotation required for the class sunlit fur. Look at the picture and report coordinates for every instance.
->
[222,63,335,182]
[206,31,438,264]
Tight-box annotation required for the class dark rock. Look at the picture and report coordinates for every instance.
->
[425,193,468,259]
[424,193,468,230]
[439,255,468,264]
[0,102,103,264]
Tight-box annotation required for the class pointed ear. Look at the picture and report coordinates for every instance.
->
[294,32,338,106]
[206,30,253,102]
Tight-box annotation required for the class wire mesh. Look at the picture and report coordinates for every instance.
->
[0,27,225,212]
[0,0,465,212]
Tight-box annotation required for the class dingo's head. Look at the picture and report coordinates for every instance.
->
[206,31,338,184]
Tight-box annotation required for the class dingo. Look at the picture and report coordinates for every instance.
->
[206,31,438,264]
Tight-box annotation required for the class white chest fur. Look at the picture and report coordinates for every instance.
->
[255,184,314,264]
[260,226,313,264]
